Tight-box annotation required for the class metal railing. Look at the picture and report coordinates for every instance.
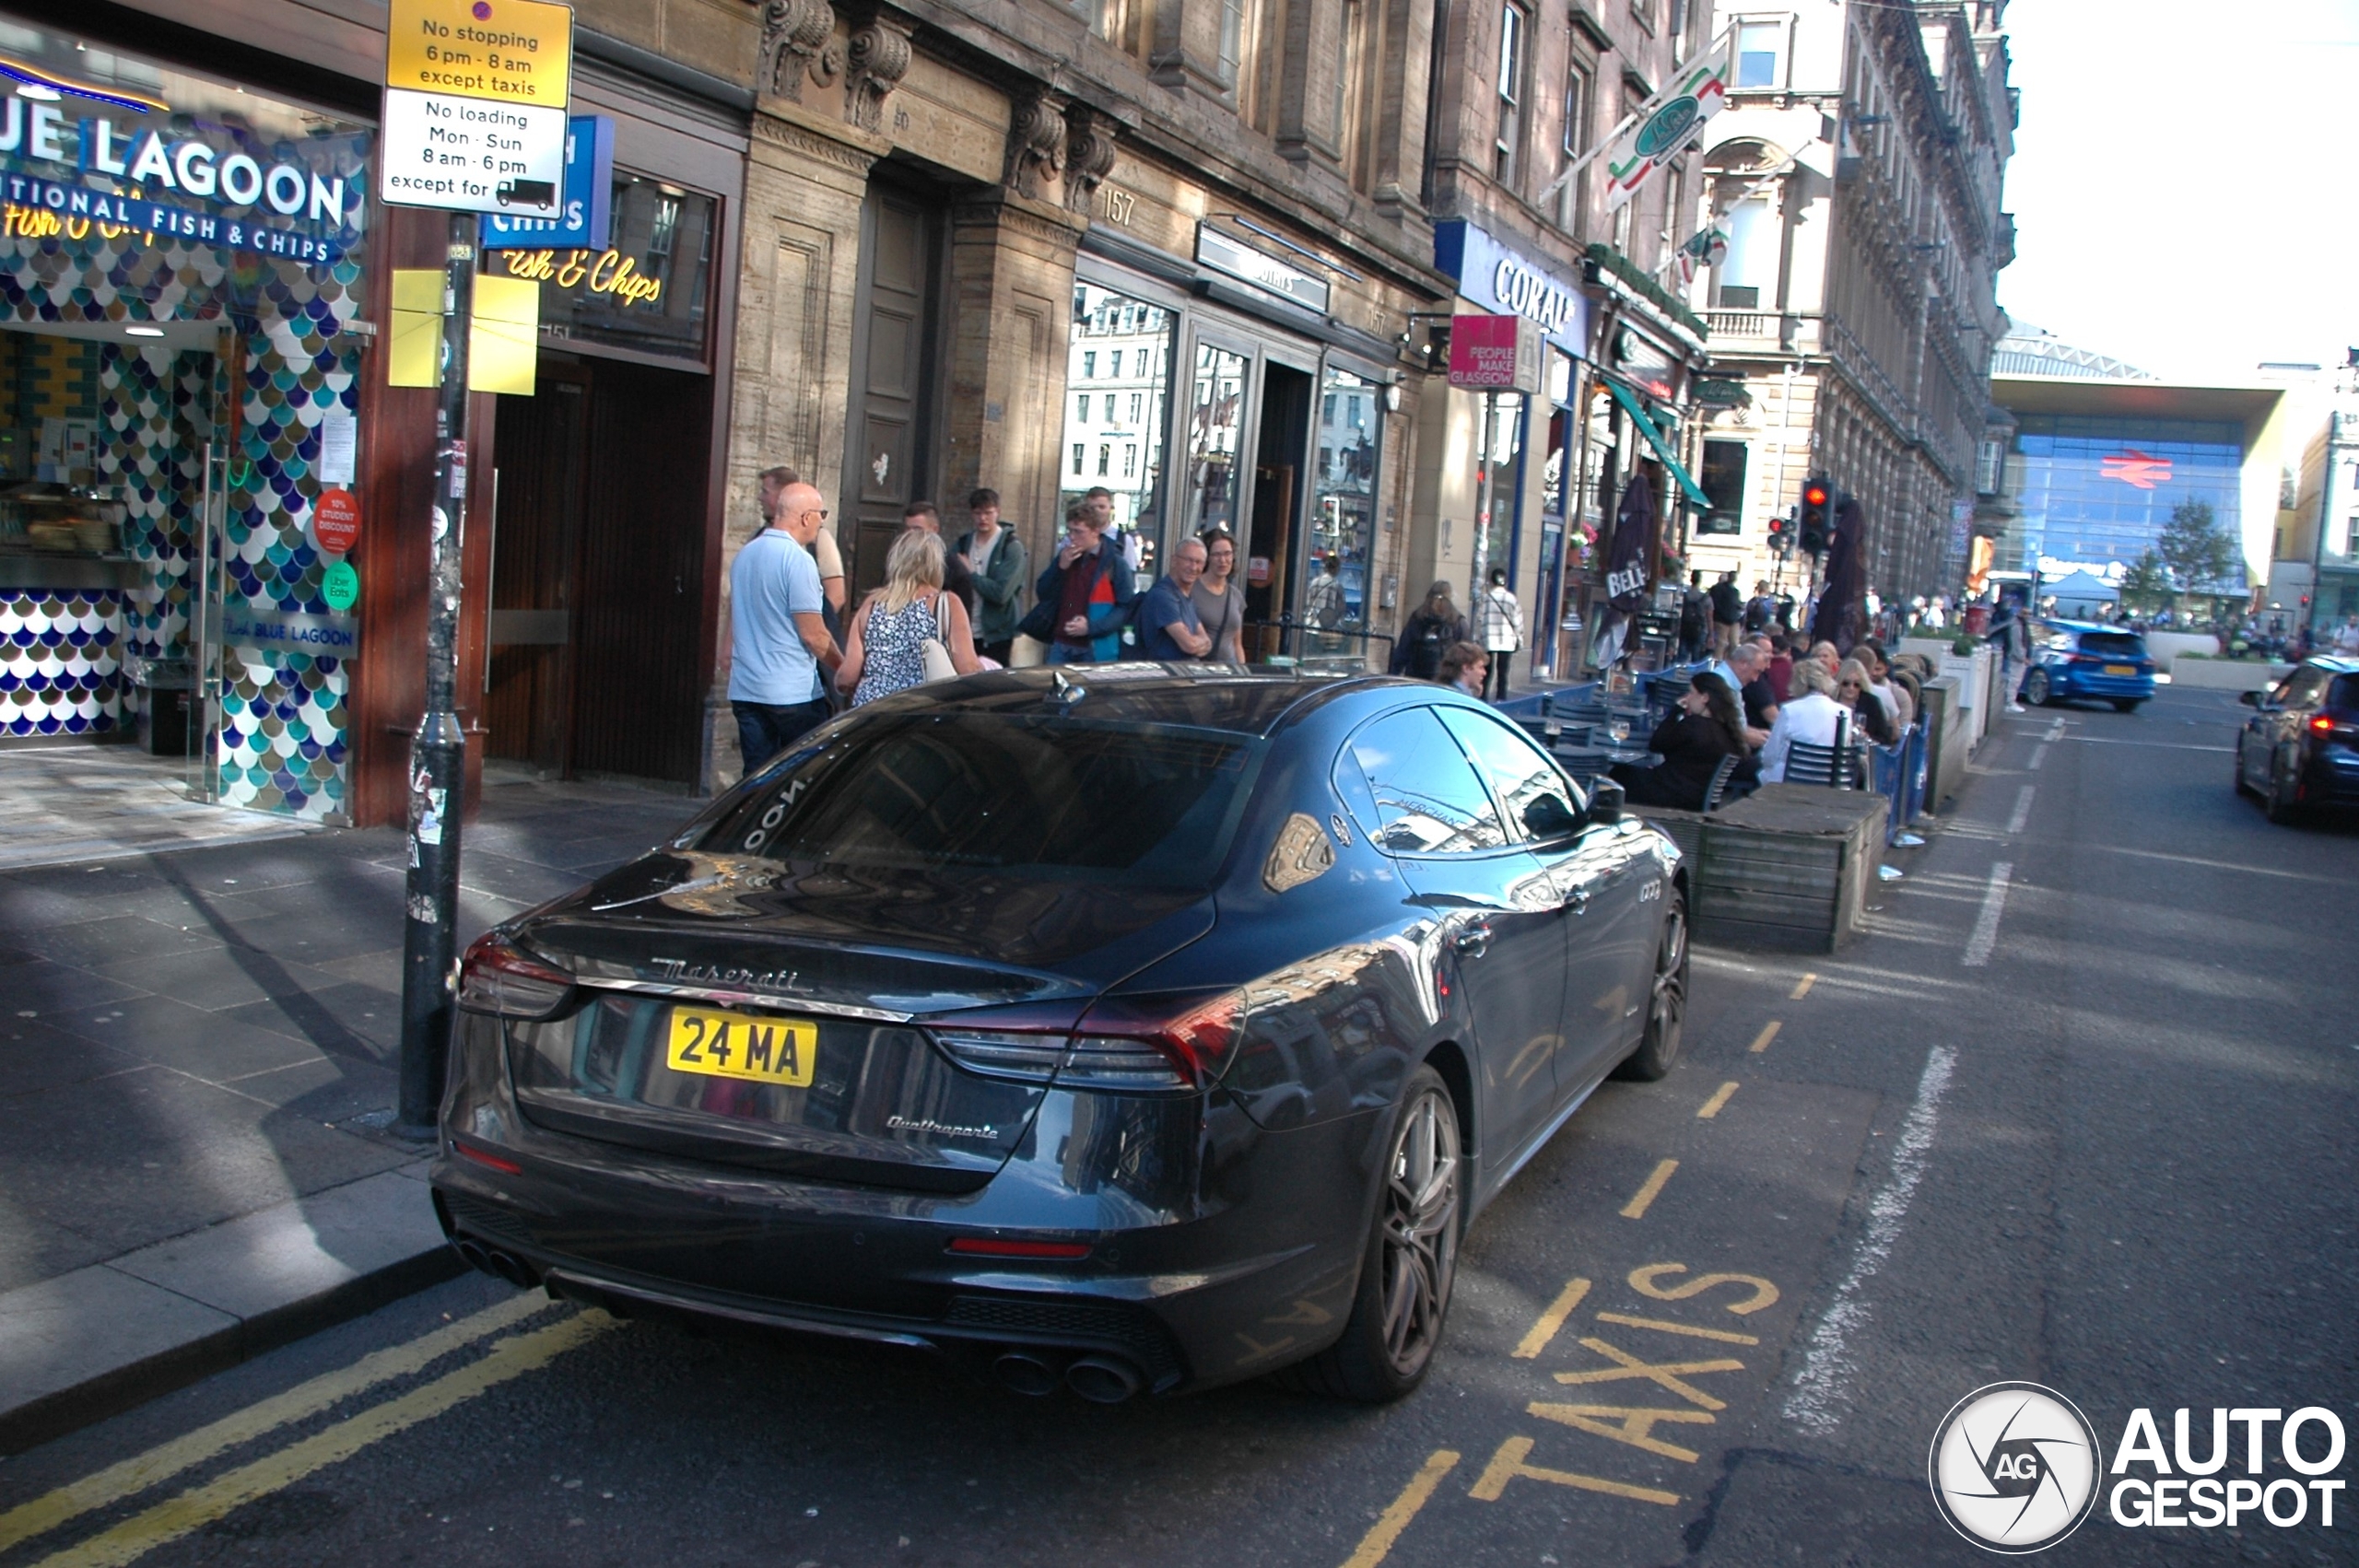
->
[1238,617,1395,673]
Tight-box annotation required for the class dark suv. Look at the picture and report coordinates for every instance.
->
[2235,657,2359,824]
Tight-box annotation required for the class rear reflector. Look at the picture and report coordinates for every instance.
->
[946,1237,1091,1259]
[452,1141,524,1176]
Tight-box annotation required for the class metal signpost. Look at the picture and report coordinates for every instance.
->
[381,0,573,1138]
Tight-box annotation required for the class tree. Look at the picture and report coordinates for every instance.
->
[2156,499,2239,602]
[2118,548,2173,615]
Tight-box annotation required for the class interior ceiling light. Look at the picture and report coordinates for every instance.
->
[125,325,166,337]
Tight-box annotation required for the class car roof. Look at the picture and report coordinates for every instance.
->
[863,666,1413,737]
[2047,619,2142,635]
[2303,655,2359,673]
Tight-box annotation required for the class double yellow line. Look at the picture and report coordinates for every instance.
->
[3,1294,616,1568]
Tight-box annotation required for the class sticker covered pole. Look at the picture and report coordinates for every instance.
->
[395,211,475,1138]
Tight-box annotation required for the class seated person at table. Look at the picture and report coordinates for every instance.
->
[1758,658,1849,782]
[1837,657,1898,746]
[1611,672,1755,810]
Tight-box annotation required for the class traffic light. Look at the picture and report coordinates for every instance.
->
[1798,477,1833,556]
[1766,509,1794,556]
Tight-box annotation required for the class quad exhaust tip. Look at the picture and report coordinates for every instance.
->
[992,1350,1144,1402]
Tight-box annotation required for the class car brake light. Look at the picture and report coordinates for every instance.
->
[1070,989,1248,1092]
[2311,714,2341,736]
[456,934,574,1019]
[945,1237,1091,1259]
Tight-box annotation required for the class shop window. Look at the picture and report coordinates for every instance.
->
[1311,365,1384,633]
[1186,343,1250,541]
[1063,282,1173,532]
[1698,439,1747,534]
[488,174,719,362]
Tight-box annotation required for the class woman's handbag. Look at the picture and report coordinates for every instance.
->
[920,594,959,684]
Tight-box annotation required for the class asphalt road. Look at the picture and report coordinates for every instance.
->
[5,686,2354,1568]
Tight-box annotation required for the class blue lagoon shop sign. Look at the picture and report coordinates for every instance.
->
[1433,219,1590,358]
[0,53,365,264]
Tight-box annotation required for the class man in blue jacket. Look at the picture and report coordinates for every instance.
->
[1032,507,1136,662]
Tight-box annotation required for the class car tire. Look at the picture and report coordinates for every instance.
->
[2023,668,2053,707]
[1283,1065,1461,1403]
[2111,698,2142,713]
[1614,887,1689,1082]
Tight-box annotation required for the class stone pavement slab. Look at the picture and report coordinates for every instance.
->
[0,766,699,1451]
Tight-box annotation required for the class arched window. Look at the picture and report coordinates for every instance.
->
[1703,140,1786,311]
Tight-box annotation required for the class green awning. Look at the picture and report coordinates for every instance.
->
[1606,379,1710,510]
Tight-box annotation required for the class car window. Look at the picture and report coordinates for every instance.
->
[2331,674,2359,711]
[1342,707,1509,855]
[1436,707,1583,841]
[2076,630,2145,659]
[2275,667,2330,708]
[702,712,1256,886]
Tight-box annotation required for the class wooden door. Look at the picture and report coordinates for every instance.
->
[841,186,942,601]
[487,367,588,772]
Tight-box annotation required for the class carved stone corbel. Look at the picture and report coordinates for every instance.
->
[1062,104,1119,216]
[843,15,913,133]
[1004,90,1069,202]
[758,0,839,100]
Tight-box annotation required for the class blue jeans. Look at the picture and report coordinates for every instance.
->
[1047,642,1094,665]
[733,698,830,774]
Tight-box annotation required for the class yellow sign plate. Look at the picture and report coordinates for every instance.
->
[664,1007,818,1088]
[387,0,573,108]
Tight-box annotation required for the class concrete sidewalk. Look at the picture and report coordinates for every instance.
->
[0,770,698,1452]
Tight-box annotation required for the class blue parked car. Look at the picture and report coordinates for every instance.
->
[2020,621,2157,712]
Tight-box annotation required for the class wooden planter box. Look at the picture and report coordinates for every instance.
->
[1633,783,1889,954]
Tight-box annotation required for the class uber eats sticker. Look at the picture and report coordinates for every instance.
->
[1930,1383,2347,1552]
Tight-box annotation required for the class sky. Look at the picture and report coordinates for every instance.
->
[1998,0,2359,382]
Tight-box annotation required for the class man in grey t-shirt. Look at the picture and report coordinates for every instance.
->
[729,478,843,770]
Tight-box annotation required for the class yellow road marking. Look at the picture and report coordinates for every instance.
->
[1627,1264,1779,1316]
[1468,1435,1679,1506]
[0,1293,552,1555]
[1594,1311,1760,1346]
[1619,1159,1678,1220]
[1747,1021,1781,1054]
[32,1312,616,1568]
[1695,1082,1740,1119]
[1554,1338,1742,1410]
[1529,1401,1715,1463]
[1337,1448,1461,1568]
[1790,973,1815,1000]
[1510,1277,1591,1360]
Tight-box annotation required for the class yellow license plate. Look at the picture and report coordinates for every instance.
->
[665,1007,817,1086]
[2104,664,2134,675]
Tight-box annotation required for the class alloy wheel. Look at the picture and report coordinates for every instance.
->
[1378,1088,1461,1376]
[1650,904,1688,1056]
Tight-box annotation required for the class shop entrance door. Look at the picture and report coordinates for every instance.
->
[842,184,945,601]
[1247,363,1311,659]
[487,357,710,784]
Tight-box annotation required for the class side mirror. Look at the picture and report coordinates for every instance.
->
[1586,778,1625,826]
[1523,792,1579,839]
[2237,689,2261,708]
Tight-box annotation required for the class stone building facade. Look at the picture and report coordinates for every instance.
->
[1678,0,2015,609]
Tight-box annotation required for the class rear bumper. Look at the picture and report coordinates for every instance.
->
[2051,666,2154,700]
[428,1094,1379,1394]
[2301,747,2359,806]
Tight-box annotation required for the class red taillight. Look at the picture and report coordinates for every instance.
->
[2312,714,2336,735]
[945,1237,1092,1259]
[1071,989,1248,1091]
[456,933,573,1019]
[452,1140,523,1176]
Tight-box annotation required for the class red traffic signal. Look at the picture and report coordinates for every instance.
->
[1802,481,1830,509]
[1798,477,1833,555]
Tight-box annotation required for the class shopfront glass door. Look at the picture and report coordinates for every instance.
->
[1184,338,1252,556]
[1309,365,1383,653]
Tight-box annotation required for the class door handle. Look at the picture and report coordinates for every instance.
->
[1453,922,1493,958]
[1559,886,1592,914]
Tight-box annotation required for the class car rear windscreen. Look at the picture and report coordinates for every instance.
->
[2077,631,2146,658]
[2333,674,2359,710]
[703,712,1257,885]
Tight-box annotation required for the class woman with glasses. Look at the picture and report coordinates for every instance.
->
[1191,530,1248,663]
[1836,658,1897,746]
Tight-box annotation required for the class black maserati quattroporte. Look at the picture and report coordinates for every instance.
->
[433,668,1687,1403]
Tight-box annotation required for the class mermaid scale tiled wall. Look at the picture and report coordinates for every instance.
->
[2,174,369,818]
[1,335,121,742]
